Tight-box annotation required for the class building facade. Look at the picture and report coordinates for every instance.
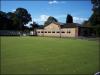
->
[36,22,79,37]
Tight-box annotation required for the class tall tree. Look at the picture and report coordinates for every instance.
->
[0,8,32,30]
[66,14,73,23]
[0,11,12,30]
[44,16,58,26]
[0,11,7,30]
[89,0,100,36]
[14,8,32,30]
[82,20,91,27]
[7,12,20,30]
[89,0,100,26]
[91,0,100,9]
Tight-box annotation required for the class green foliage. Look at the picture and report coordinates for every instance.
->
[88,0,100,37]
[30,21,39,30]
[82,20,88,25]
[0,11,6,17]
[82,20,91,27]
[66,14,73,23]
[14,8,32,30]
[0,11,7,29]
[0,11,12,30]
[89,8,100,26]
[91,0,100,7]
[90,0,100,26]
[7,12,21,30]
[93,25,100,37]
[44,16,58,26]
[15,8,32,25]
[0,8,32,30]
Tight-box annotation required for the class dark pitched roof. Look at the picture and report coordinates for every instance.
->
[52,22,65,26]
[37,22,81,29]
[61,23,81,28]
[44,22,64,27]
[37,25,44,29]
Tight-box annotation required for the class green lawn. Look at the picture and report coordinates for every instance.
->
[0,36,99,74]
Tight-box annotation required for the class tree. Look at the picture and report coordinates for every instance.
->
[44,16,58,26]
[66,14,73,23]
[0,11,7,30]
[82,20,91,27]
[0,8,32,30]
[14,8,32,30]
[89,0,100,26]
[6,12,20,30]
[30,22,39,29]
[89,12,100,26]
[91,0,100,10]
[89,0,100,36]
[0,11,12,30]
[30,21,39,35]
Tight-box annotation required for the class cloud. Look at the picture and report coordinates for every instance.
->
[25,21,33,27]
[40,15,49,21]
[32,14,88,25]
[54,15,88,24]
[48,0,66,4]
[33,15,49,24]
[73,17,88,24]
[12,9,15,12]
[48,0,58,4]
[26,15,49,26]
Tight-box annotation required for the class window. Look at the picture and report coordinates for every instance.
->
[52,31,55,33]
[61,31,65,33]
[48,31,51,33]
[45,31,47,33]
[41,31,43,33]
[67,30,71,33]
[57,31,60,33]
[38,31,40,33]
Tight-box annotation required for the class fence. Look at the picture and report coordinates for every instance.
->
[0,30,21,36]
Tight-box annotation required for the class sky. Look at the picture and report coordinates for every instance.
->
[1,0,93,25]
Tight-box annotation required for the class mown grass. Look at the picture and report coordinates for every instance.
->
[0,36,99,74]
